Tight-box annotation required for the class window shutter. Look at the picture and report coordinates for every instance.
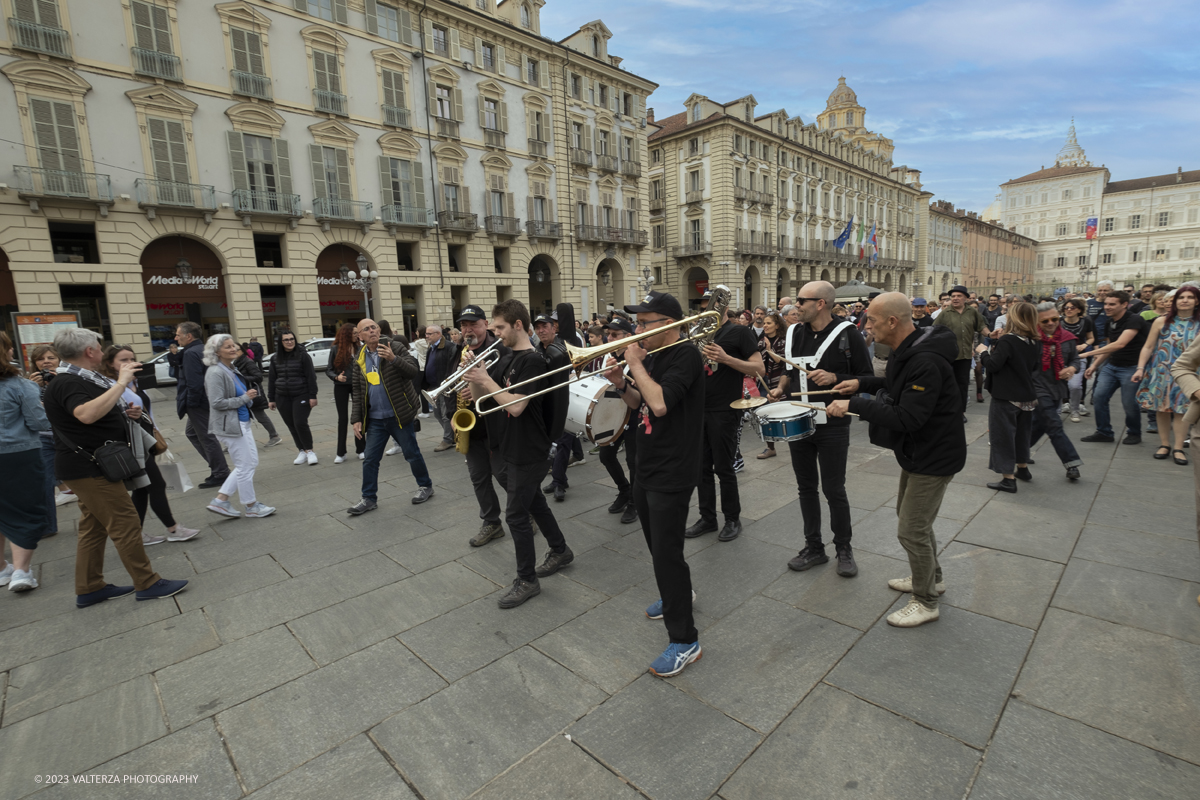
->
[584,124,592,152]
[231,28,250,73]
[275,138,293,197]
[226,131,249,192]
[309,144,327,199]
[609,89,618,113]
[333,0,348,25]
[506,192,515,218]
[496,45,505,71]
[499,101,508,133]
[474,36,483,67]
[452,88,464,122]
[150,4,172,53]
[412,159,425,209]
[448,28,460,57]
[313,51,329,92]
[538,60,550,90]
[399,8,412,45]
[423,18,434,52]
[364,0,378,34]
[334,148,351,200]
[131,1,156,50]
[12,0,35,22]
[462,186,471,214]
[699,167,704,192]
[526,109,534,140]
[293,0,306,11]
[527,196,534,222]
[149,118,189,184]
[427,80,438,116]
[379,155,394,204]
[382,70,404,108]
[477,93,486,126]
[521,55,530,84]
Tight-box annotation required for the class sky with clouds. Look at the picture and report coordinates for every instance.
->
[541,0,1199,211]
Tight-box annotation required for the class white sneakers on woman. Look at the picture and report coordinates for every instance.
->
[306,451,318,465]
[293,450,308,465]
[334,455,346,464]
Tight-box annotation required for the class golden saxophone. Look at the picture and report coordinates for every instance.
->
[452,343,475,454]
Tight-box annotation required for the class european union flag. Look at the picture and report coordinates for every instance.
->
[833,216,855,250]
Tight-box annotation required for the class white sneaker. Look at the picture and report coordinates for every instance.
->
[887,575,946,595]
[244,502,276,518]
[334,455,346,464]
[1070,412,1080,423]
[418,412,431,418]
[0,562,13,586]
[166,526,200,542]
[887,598,940,627]
[8,569,37,592]
[385,444,401,456]
[206,498,242,518]
[1079,408,1090,417]
[142,533,167,546]
[55,491,78,506]
[306,451,318,465]
[293,450,308,465]
[358,452,365,460]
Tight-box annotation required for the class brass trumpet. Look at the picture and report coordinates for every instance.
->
[421,338,503,406]
[475,309,723,416]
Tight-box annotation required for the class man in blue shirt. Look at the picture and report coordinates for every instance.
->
[1086,281,1112,344]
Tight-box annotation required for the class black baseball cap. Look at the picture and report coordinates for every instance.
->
[533,313,554,326]
[949,285,970,297]
[625,290,684,321]
[457,304,487,323]
[701,288,713,299]
[605,318,634,335]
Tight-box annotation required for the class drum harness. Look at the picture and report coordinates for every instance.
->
[783,319,855,425]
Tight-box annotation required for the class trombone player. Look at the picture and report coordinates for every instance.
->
[454,305,514,547]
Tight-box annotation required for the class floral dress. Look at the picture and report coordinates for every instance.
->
[1137,315,1200,413]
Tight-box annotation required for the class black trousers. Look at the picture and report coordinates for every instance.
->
[467,441,507,526]
[634,484,698,644]
[952,359,973,412]
[549,432,583,489]
[131,455,176,529]
[698,409,740,522]
[333,382,365,457]
[788,425,852,550]
[988,401,1032,475]
[276,393,314,451]
[184,405,229,480]
[598,429,636,496]
[505,458,567,582]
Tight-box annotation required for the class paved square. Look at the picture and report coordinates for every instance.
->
[0,389,1195,798]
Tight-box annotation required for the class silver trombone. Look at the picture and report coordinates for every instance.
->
[420,338,503,405]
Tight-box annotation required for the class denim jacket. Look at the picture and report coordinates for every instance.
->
[0,377,50,454]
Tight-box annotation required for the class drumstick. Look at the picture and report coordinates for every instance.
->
[788,390,846,397]
[791,400,859,417]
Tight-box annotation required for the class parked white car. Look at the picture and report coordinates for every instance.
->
[260,338,335,371]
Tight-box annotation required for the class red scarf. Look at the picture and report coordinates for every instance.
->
[1039,326,1075,376]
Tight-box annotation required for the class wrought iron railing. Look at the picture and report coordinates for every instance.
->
[483,129,506,149]
[436,119,460,139]
[8,19,70,57]
[134,179,216,210]
[437,210,478,231]
[526,220,561,239]
[233,70,272,100]
[231,188,302,217]
[313,197,373,222]
[381,205,434,226]
[576,226,647,246]
[314,89,347,116]
[673,241,712,258]
[528,139,547,158]
[484,215,522,235]
[382,105,411,129]
[570,148,592,167]
[133,48,181,80]
[14,166,112,201]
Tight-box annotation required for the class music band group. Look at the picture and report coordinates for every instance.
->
[400,279,963,679]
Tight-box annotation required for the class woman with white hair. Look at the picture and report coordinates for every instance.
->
[203,335,275,518]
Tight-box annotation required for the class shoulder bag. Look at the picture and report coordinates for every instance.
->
[53,422,141,482]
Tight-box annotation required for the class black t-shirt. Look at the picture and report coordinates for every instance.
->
[786,321,873,428]
[704,322,758,411]
[1061,315,1094,346]
[496,349,552,465]
[1105,311,1149,367]
[635,341,705,492]
[913,315,934,329]
[44,374,129,481]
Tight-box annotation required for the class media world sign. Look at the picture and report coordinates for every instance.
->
[316,277,353,286]
[146,275,220,289]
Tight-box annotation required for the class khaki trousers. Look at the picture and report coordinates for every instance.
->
[896,470,953,608]
[64,476,161,594]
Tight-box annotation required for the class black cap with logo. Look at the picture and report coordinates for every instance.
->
[604,318,634,335]
[624,290,684,321]
[457,304,487,323]
[533,313,554,326]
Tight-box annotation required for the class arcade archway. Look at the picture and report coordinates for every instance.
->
[140,235,228,353]
[315,243,372,337]
[527,254,558,318]
[685,266,710,312]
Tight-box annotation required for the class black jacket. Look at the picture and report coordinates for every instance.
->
[1032,333,1081,403]
[234,354,267,409]
[175,339,208,418]
[849,325,967,476]
[421,335,460,390]
[325,342,360,384]
[538,336,569,441]
[246,341,265,363]
[268,348,318,401]
[980,335,1039,402]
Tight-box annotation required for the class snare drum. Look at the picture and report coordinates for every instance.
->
[565,374,631,445]
[754,402,816,443]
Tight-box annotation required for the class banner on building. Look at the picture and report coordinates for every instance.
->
[1085,217,1098,240]
[11,311,82,374]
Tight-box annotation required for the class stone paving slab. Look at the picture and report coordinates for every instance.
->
[970,700,1200,800]
[244,734,415,800]
[1071,523,1200,582]
[568,675,763,800]
[956,503,1086,563]
[471,736,644,800]
[719,684,980,800]
[1051,558,1200,644]
[373,647,607,800]
[938,542,1064,629]
[761,548,908,630]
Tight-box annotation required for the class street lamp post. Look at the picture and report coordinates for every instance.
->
[339,253,379,318]
[638,263,653,296]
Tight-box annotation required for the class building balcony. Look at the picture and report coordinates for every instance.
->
[381,205,434,228]
[526,220,562,240]
[649,197,665,214]
[483,129,506,149]
[436,118,460,139]
[778,246,801,260]
[382,104,411,129]
[313,198,373,231]
[528,139,548,158]
[8,19,71,58]
[14,166,112,209]
[734,238,775,257]
[484,215,522,236]
[596,154,619,173]
[233,70,272,100]
[759,192,774,207]
[232,188,302,221]
[898,259,916,269]
[685,190,704,205]
[134,179,216,220]
[575,226,647,246]
[314,89,348,116]
[570,148,592,168]
[673,240,712,258]
[734,186,748,201]
[133,47,181,81]
[621,160,642,178]
[438,210,478,233]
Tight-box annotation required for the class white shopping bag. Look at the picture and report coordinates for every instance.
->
[159,449,194,493]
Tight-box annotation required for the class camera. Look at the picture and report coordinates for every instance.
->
[39,369,55,385]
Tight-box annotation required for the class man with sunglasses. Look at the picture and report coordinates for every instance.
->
[1028,303,1083,480]
[686,288,764,543]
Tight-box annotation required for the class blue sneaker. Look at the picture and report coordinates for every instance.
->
[76,583,136,608]
[135,578,189,601]
[649,641,702,677]
[645,589,697,620]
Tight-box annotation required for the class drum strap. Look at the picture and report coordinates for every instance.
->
[785,320,855,396]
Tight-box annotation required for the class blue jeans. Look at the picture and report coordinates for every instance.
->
[361,416,432,502]
[40,434,57,535]
[1092,363,1140,438]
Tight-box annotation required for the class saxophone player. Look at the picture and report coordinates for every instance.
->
[456,305,514,547]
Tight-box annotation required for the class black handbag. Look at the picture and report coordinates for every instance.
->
[54,424,142,483]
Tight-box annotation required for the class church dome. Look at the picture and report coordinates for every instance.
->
[826,77,858,109]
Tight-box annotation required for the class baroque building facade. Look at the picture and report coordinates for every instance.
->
[0,0,655,353]
[915,199,964,296]
[999,123,1200,290]
[642,78,920,314]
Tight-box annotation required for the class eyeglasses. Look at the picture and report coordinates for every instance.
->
[1040,317,1060,323]
[795,297,817,305]
[635,318,670,329]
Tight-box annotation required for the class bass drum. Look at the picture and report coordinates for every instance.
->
[565,374,631,445]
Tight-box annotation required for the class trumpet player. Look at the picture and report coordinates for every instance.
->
[455,305,514,548]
